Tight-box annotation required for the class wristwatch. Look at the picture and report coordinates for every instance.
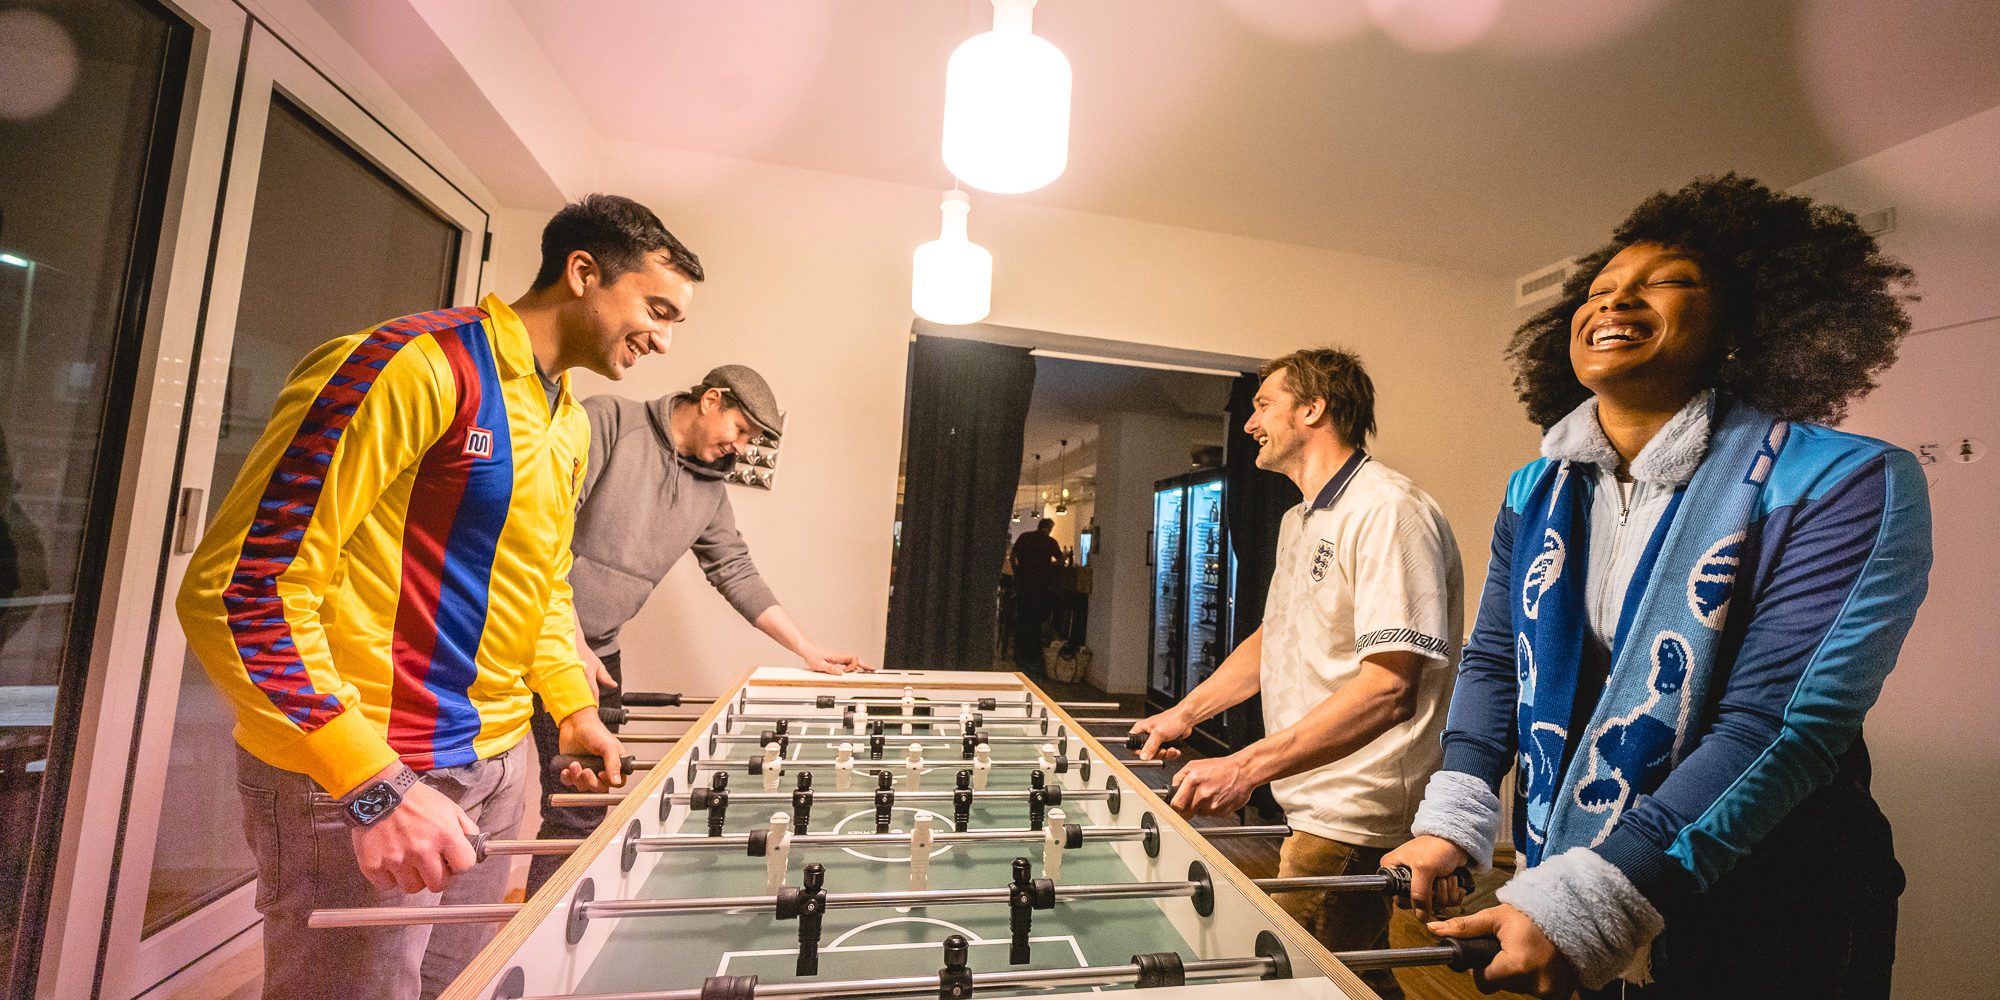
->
[340,764,421,827]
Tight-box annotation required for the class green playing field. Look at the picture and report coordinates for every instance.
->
[572,720,1198,995]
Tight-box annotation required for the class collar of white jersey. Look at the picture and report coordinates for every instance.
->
[1307,448,1371,511]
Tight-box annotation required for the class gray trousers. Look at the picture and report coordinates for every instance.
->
[236,741,528,1000]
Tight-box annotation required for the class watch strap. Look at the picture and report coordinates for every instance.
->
[341,763,421,826]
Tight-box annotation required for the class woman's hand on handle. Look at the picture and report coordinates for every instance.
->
[1382,834,1471,920]
[1429,904,1581,999]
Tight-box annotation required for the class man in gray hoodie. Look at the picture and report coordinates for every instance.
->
[526,364,870,890]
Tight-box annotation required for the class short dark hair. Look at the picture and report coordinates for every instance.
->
[1257,347,1377,446]
[1508,173,1914,427]
[1038,518,1055,531]
[531,193,704,290]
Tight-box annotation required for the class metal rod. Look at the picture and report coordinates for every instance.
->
[710,733,1054,746]
[309,904,521,928]
[633,824,1164,852]
[621,712,707,724]
[1253,874,1396,894]
[691,757,1163,770]
[481,838,585,858]
[1195,825,1292,840]
[525,956,1274,1000]
[616,733,686,744]
[736,694,1121,713]
[549,787,1118,808]
[581,879,1201,917]
[1333,944,1465,972]
[1070,717,1142,726]
[724,712,1040,726]
[310,879,1206,928]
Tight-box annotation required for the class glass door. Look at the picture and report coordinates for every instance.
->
[1181,476,1226,699]
[101,24,487,997]
[0,0,193,990]
[1147,483,1187,702]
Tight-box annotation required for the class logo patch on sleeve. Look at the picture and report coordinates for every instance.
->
[462,426,494,459]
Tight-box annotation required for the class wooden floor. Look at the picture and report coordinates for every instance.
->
[1035,673,1531,1000]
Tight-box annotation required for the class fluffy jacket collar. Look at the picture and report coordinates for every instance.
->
[1541,390,1713,486]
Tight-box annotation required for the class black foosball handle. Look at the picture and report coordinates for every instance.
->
[548,753,635,781]
[624,691,683,707]
[1446,935,1503,972]
[1380,864,1475,905]
[1126,732,1183,753]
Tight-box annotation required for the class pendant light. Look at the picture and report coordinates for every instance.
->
[1054,438,1069,514]
[912,189,992,325]
[942,0,1072,194]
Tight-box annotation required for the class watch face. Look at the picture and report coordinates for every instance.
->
[348,784,397,825]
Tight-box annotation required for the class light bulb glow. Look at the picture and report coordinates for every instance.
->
[912,190,992,325]
[941,0,1071,194]
[0,254,28,268]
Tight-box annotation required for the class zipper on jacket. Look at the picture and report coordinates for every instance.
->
[1594,471,1634,642]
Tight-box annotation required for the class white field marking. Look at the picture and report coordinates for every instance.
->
[715,914,1089,977]
[829,807,954,863]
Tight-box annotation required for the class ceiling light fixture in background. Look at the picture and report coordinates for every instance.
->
[942,0,1072,193]
[911,189,992,324]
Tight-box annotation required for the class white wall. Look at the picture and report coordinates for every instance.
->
[482,140,1532,701]
[1083,412,1225,694]
[1792,105,2000,1000]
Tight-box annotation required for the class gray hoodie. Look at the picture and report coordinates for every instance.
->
[569,393,778,657]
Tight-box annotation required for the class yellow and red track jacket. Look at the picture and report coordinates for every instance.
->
[178,294,597,797]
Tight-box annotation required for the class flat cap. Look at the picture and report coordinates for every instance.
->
[702,364,783,439]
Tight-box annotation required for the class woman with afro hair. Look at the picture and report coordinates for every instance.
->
[1383,174,1932,999]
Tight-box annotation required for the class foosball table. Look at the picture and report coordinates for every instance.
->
[310,668,1495,999]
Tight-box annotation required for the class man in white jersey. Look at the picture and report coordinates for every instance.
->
[1130,347,1462,998]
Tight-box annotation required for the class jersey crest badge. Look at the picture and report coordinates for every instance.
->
[1310,539,1335,581]
[462,426,494,459]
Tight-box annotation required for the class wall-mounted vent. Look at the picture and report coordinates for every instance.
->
[1515,257,1576,308]
[1858,207,1896,237]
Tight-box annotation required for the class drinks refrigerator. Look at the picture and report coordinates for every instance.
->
[1147,469,1261,753]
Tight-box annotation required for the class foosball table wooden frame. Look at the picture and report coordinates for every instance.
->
[416,668,1470,1000]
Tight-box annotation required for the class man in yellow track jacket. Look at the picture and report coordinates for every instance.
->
[177,195,700,998]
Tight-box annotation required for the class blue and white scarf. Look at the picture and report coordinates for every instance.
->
[1511,397,1789,866]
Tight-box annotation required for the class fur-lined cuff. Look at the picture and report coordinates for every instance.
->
[1497,848,1665,990]
[1409,770,1500,872]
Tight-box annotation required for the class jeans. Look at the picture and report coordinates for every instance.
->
[1272,829,1403,999]
[237,740,528,1000]
[526,650,622,894]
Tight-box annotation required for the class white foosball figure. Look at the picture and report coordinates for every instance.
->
[908,812,934,891]
[762,742,784,791]
[764,811,792,893]
[904,743,925,790]
[901,688,916,736]
[957,703,974,729]
[1043,806,1067,882]
[835,742,856,791]
[972,743,992,790]
[848,699,867,736]
[1036,742,1057,773]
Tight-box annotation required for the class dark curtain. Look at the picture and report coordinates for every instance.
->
[886,336,1038,669]
[1224,373,1301,646]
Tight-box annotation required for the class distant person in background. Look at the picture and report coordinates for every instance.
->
[0,429,49,656]
[1009,517,1063,673]
[526,364,872,893]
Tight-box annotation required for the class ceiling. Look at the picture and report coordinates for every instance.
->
[1017,355,1234,503]
[511,0,2000,276]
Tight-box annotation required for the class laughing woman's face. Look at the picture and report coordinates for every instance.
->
[1569,242,1722,407]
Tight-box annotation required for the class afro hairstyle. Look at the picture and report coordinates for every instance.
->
[1506,172,1915,428]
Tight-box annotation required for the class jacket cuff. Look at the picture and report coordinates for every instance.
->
[1410,770,1501,871]
[1496,847,1665,990]
[288,708,401,798]
[533,662,600,724]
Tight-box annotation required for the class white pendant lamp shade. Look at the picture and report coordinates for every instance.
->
[912,190,992,325]
[942,0,1071,194]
